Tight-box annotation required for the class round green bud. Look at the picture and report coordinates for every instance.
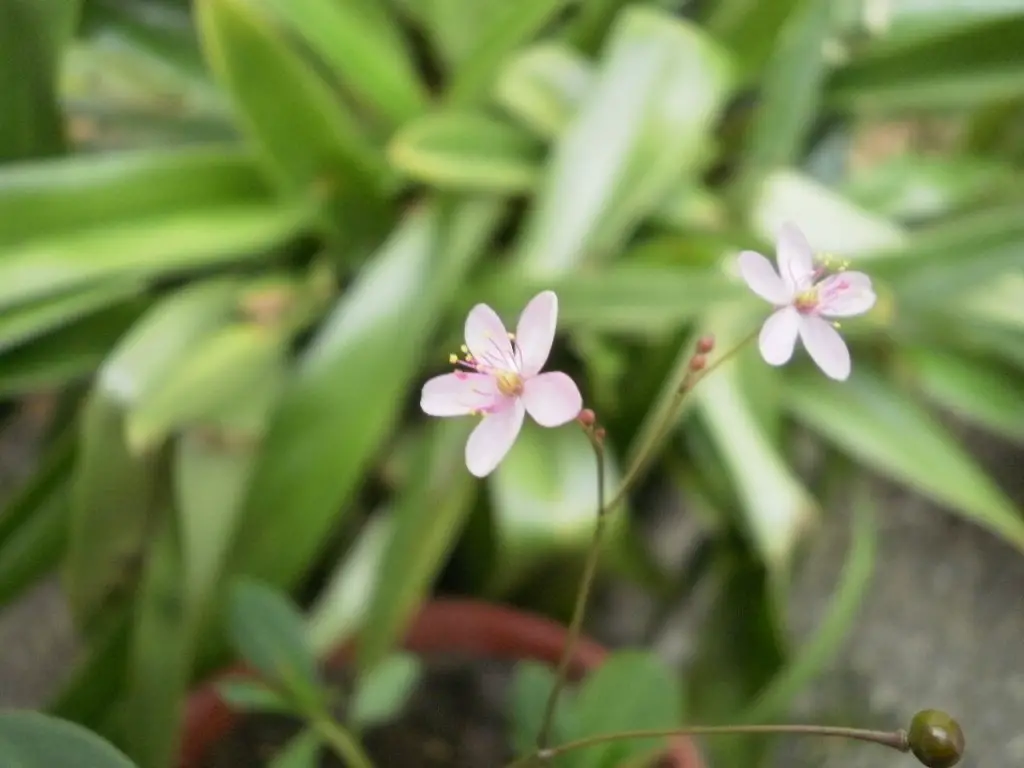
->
[908,709,965,768]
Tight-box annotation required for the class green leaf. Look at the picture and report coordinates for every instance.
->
[0,0,65,161]
[572,651,683,768]
[445,0,574,106]
[357,421,477,673]
[0,146,270,247]
[735,0,834,200]
[269,730,321,768]
[64,391,161,632]
[467,263,740,337]
[839,153,1016,222]
[307,513,394,656]
[233,199,503,591]
[752,170,906,256]
[389,111,542,192]
[255,0,427,130]
[703,0,804,79]
[0,202,309,311]
[741,491,876,723]
[0,433,72,607]
[197,0,392,243]
[828,15,1024,111]
[514,7,732,276]
[0,711,136,768]
[784,367,1024,551]
[488,423,619,596]
[687,548,785,767]
[174,364,283,631]
[351,653,422,729]
[903,348,1024,444]
[227,577,321,706]
[126,323,286,452]
[0,280,143,355]
[509,662,575,765]
[0,301,144,398]
[869,204,1024,300]
[217,679,298,715]
[695,310,818,573]
[494,43,592,140]
[122,517,192,768]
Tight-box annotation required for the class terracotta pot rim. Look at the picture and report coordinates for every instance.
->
[179,598,705,768]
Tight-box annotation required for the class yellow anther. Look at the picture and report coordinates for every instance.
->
[460,344,469,353]
[449,353,458,364]
[507,332,516,340]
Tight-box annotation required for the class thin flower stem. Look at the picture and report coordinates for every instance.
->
[536,434,607,752]
[608,327,758,512]
[510,724,908,768]
[312,714,375,768]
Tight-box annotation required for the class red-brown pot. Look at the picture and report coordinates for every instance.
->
[180,598,705,768]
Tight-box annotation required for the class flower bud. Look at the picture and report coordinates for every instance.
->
[578,408,596,427]
[697,335,715,354]
[908,710,964,768]
[689,354,707,372]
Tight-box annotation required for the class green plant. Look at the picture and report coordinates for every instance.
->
[0,0,1020,766]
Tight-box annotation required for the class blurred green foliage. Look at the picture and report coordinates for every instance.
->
[0,0,1022,767]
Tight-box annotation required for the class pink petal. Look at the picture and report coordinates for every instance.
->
[776,222,815,293]
[737,250,791,305]
[521,371,582,427]
[421,372,500,416]
[758,307,800,366]
[817,271,876,318]
[465,400,525,477]
[465,303,516,371]
[515,290,558,377]
[798,315,851,381]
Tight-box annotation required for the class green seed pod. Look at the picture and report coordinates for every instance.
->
[908,709,965,768]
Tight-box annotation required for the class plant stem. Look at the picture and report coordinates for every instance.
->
[512,724,908,768]
[536,435,607,751]
[312,714,375,768]
[608,327,758,512]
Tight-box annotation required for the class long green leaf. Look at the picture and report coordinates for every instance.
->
[784,367,1024,551]
[0,0,65,161]
[514,7,732,276]
[446,0,574,106]
[735,0,834,200]
[233,199,503,590]
[255,0,427,129]
[0,711,136,768]
[197,0,392,243]
[389,111,543,192]
[357,421,476,673]
[0,146,269,246]
[122,516,191,768]
[695,309,818,573]
[903,348,1024,444]
[741,491,876,723]
[0,202,309,311]
[0,280,143,355]
[64,391,161,632]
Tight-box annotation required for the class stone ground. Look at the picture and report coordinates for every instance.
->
[0,403,1021,768]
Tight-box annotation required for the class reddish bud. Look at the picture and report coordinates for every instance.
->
[689,354,707,372]
[578,408,596,427]
[697,335,715,354]
[594,427,606,443]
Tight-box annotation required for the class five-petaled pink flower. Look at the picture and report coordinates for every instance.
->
[420,291,582,477]
[738,222,876,381]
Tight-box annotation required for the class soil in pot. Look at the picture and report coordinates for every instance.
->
[200,655,517,768]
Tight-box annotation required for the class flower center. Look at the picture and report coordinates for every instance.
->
[496,371,523,397]
[794,288,819,313]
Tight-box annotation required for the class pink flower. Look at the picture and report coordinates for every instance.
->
[738,222,876,381]
[420,291,583,477]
